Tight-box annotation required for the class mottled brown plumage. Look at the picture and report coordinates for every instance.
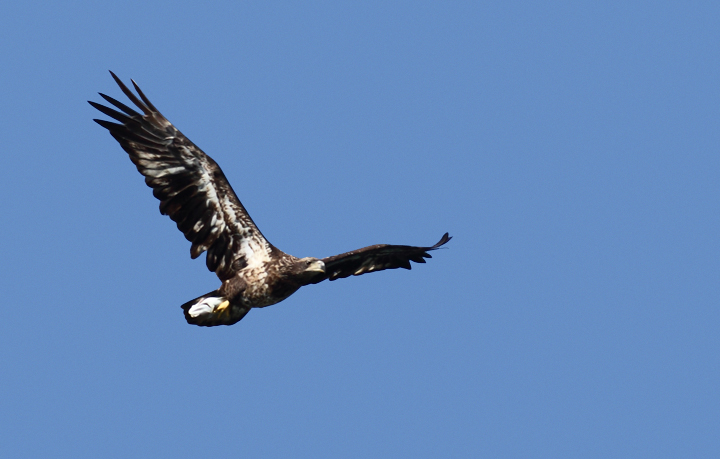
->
[90,72,451,327]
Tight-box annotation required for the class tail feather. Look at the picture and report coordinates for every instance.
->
[181,290,251,327]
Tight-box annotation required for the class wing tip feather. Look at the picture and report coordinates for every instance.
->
[431,232,451,249]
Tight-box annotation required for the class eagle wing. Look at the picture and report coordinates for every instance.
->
[90,72,271,281]
[309,233,451,284]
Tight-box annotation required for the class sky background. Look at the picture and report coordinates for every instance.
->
[2,1,719,457]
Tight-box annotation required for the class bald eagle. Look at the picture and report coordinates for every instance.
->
[89,72,451,327]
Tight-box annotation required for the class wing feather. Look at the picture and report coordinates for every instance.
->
[309,233,451,284]
[98,93,142,117]
[90,71,273,281]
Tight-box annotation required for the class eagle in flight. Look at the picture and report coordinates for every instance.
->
[90,72,451,327]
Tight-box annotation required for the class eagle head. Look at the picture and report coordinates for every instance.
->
[294,257,326,280]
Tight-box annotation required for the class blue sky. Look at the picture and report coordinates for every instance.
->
[2,1,719,457]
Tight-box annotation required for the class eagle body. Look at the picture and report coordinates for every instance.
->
[186,253,325,326]
[90,72,451,327]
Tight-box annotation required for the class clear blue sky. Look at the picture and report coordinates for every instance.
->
[2,1,718,457]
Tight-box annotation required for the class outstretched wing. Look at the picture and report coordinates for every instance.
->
[89,71,272,281]
[309,233,451,284]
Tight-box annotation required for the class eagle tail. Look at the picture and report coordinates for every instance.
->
[181,290,251,327]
